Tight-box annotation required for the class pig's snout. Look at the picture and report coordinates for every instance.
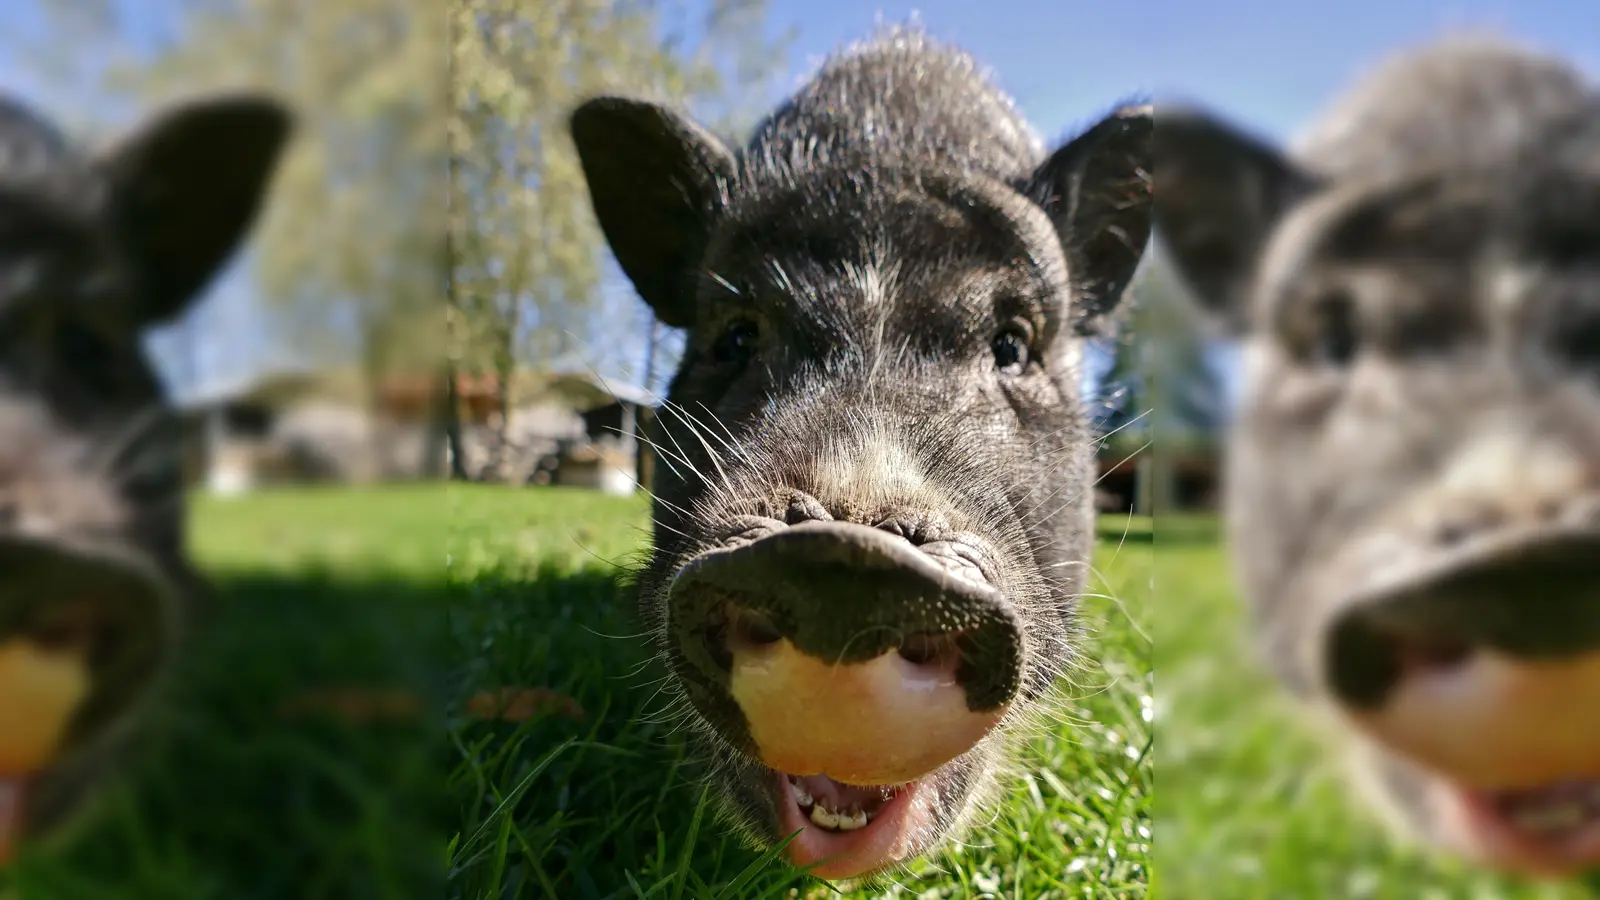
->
[668,519,1022,786]
[0,535,173,858]
[1324,529,1600,791]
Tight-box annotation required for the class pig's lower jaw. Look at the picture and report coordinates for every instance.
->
[0,777,27,866]
[773,769,935,880]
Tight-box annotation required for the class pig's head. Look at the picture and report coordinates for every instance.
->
[0,92,290,863]
[571,31,1151,882]
[1155,35,1600,877]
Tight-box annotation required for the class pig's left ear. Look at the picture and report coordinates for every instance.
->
[94,94,292,327]
[571,97,737,330]
[1027,103,1153,335]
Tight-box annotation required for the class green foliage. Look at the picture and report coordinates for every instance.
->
[0,487,450,900]
[447,0,794,388]
[8,0,793,397]
[12,0,447,380]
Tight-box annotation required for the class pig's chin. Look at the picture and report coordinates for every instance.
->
[1371,755,1600,879]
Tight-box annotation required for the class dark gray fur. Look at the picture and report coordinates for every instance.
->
[571,26,1151,879]
[1155,33,1600,850]
[0,91,290,851]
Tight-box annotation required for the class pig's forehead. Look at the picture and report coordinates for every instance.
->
[0,98,107,314]
[1247,163,1600,340]
[1265,101,1600,281]
[715,168,1063,287]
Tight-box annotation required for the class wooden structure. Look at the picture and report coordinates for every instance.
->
[1096,447,1220,514]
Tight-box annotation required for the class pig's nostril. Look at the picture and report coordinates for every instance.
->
[1434,509,1503,548]
[1534,498,1565,523]
[897,633,958,668]
[1329,608,1479,710]
[1393,633,1474,674]
[728,607,782,649]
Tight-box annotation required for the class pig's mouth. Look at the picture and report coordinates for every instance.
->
[1441,777,1600,876]
[771,770,931,880]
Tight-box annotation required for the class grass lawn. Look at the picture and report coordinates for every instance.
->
[1,486,448,900]
[9,485,1595,898]
[448,485,1152,898]
[1155,514,1595,900]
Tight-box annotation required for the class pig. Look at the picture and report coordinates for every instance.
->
[0,91,290,864]
[1154,34,1600,878]
[569,27,1152,882]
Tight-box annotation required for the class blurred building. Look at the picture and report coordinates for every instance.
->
[177,366,653,496]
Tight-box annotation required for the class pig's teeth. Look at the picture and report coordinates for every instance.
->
[1511,801,1587,834]
[808,803,867,831]
[788,778,813,807]
[809,804,840,829]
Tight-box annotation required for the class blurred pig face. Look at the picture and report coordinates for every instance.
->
[571,30,1151,882]
[0,91,289,863]
[1157,36,1600,878]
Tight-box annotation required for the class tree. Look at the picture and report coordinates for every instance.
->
[1097,246,1228,515]
[12,0,791,483]
[447,0,793,481]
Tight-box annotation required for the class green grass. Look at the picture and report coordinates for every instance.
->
[18,487,1598,898]
[446,485,1153,898]
[1,486,448,900]
[1155,514,1596,900]
[2,484,1151,898]
[20,487,1591,897]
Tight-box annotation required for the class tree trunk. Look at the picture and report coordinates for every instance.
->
[441,168,469,482]
[487,333,514,484]
[441,359,468,480]
[360,327,389,485]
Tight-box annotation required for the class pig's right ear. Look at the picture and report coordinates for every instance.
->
[1154,105,1316,335]
[570,97,736,330]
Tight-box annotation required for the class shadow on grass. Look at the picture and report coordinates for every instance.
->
[445,565,816,900]
[0,571,451,900]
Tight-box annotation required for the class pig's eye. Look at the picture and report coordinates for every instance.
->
[1308,291,1361,367]
[713,320,759,366]
[992,328,1030,375]
[55,319,115,367]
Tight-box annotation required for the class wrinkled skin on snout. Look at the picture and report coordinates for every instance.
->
[1156,37,1600,879]
[571,32,1152,882]
[0,93,291,864]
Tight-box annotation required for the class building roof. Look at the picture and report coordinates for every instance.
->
[541,371,656,410]
[177,368,327,412]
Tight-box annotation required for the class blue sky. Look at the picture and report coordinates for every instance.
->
[1,0,1595,403]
